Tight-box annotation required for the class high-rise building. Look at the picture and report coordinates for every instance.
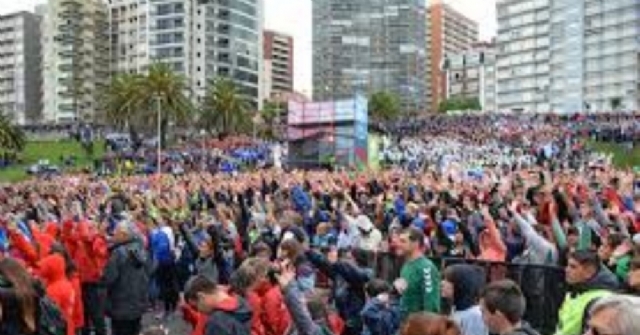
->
[312,0,428,113]
[40,0,110,124]
[443,42,497,112]
[428,0,479,111]
[108,0,264,108]
[0,11,42,125]
[496,0,639,113]
[263,30,294,100]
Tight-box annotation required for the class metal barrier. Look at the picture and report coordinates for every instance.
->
[368,253,565,335]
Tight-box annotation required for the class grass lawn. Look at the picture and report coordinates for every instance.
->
[587,140,640,169]
[0,140,105,183]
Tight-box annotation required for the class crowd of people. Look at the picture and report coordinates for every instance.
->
[1,113,640,335]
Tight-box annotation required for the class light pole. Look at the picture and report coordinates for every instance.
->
[156,96,162,175]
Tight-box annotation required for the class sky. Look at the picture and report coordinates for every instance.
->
[2,0,497,95]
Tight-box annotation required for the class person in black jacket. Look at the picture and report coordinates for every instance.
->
[103,221,151,335]
[184,275,252,335]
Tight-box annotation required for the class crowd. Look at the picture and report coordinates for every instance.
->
[1,113,640,335]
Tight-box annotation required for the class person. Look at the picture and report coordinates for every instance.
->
[479,280,541,335]
[361,279,401,335]
[626,256,640,294]
[584,294,640,335]
[149,219,179,319]
[103,221,151,335]
[401,312,462,335]
[38,253,76,335]
[184,275,252,335]
[230,258,271,335]
[442,264,488,335]
[0,258,39,335]
[277,238,316,293]
[556,250,619,335]
[275,260,333,335]
[394,227,441,317]
[306,247,373,335]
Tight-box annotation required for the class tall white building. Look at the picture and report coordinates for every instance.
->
[0,11,42,125]
[497,0,640,113]
[496,0,551,113]
[108,0,264,108]
[40,0,110,124]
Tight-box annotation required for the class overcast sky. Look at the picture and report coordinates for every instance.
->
[2,0,497,95]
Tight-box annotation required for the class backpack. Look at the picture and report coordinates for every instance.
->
[151,230,174,265]
[38,296,67,335]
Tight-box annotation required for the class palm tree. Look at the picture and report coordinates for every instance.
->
[199,77,251,136]
[101,73,141,130]
[0,112,26,153]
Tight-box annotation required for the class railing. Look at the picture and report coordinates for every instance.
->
[361,253,565,335]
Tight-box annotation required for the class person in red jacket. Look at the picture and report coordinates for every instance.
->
[72,219,109,335]
[51,243,85,334]
[39,253,76,335]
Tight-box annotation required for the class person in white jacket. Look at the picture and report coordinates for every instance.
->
[354,215,383,252]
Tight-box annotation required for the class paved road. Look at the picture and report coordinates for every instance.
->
[141,310,191,334]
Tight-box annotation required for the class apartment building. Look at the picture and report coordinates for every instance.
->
[443,42,497,112]
[497,0,639,113]
[263,29,293,100]
[428,0,479,111]
[312,0,429,113]
[40,0,110,124]
[0,11,42,125]
[108,0,264,107]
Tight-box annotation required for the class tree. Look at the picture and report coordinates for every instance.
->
[369,91,401,122]
[0,112,26,153]
[101,73,141,129]
[438,97,482,113]
[100,63,193,147]
[610,97,622,111]
[259,100,284,139]
[199,77,251,136]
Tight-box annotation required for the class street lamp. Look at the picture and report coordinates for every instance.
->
[156,96,162,175]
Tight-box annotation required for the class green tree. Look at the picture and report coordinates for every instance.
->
[199,77,251,136]
[369,91,401,122]
[259,100,283,139]
[100,63,192,146]
[610,97,622,111]
[438,97,482,113]
[0,112,26,153]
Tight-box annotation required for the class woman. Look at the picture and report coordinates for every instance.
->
[278,239,315,293]
[402,313,462,335]
[0,258,38,335]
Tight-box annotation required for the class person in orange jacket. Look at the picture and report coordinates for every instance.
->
[39,253,76,335]
[51,243,85,334]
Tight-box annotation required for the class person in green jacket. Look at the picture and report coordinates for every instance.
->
[556,250,620,335]
[394,227,441,319]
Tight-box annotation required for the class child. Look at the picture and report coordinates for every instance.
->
[361,279,401,335]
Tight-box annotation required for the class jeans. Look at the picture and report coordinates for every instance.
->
[111,318,141,335]
[81,283,107,335]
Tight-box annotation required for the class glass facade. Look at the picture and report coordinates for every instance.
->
[313,0,428,113]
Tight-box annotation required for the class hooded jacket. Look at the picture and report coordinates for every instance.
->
[102,238,151,321]
[361,296,401,335]
[38,254,76,335]
[556,266,620,335]
[69,221,109,283]
[445,264,488,335]
[205,295,253,335]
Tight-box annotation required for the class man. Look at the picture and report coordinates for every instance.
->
[556,250,619,335]
[394,227,440,317]
[479,280,540,335]
[103,221,151,335]
[184,275,252,335]
[585,294,640,335]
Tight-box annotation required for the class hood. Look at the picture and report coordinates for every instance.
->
[214,295,252,324]
[44,222,60,239]
[445,264,486,311]
[572,266,620,295]
[38,254,67,284]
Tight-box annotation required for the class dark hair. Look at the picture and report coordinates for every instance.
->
[50,243,77,278]
[606,233,626,249]
[630,256,640,271]
[250,242,272,259]
[230,258,269,296]
[365,279,392,297]
[480,280,526,324]
[402,313,461,335]
[279,238,304,261]
[569,250,600,270]
[402,227,425,247]
[184,275,217,303]
[0,258,38,333]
